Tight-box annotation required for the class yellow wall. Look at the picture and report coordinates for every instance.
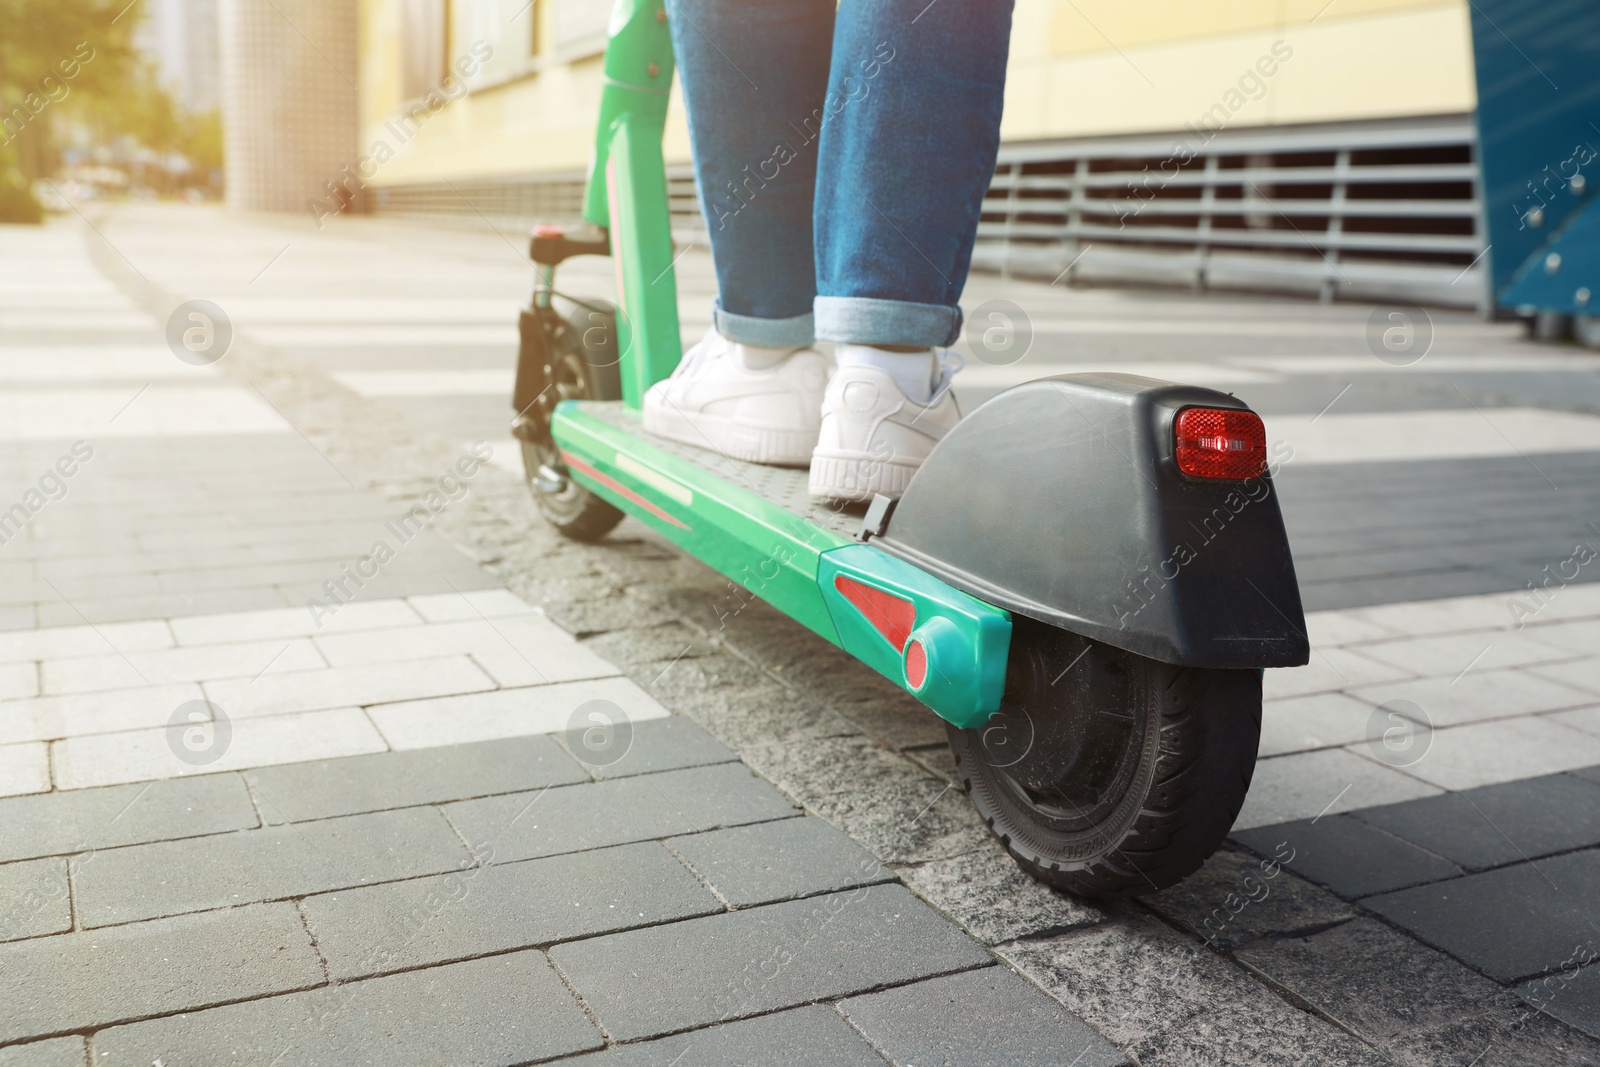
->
[356,0,1474,188]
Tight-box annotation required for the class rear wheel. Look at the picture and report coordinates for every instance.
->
[518,299,625,542]
[947,615,1261,897]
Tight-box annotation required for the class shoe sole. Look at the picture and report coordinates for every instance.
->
[808,450,920,502]
[642,404,816,467]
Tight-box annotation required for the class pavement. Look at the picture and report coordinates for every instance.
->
[1,202,1600,1064]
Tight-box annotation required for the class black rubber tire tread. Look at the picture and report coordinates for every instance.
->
[948,660,1261,898]
[524,299,625,543]
[555,504,625,542]
[538,464,625,542]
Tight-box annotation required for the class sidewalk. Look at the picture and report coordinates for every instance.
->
[1,203,1599,1064]
[0,214,1126,1066]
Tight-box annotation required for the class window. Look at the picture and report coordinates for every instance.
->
[449,0,538,90]
[553,0,610,54]
[400,0,447,100]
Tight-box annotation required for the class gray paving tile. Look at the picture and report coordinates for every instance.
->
[902,846,1104,945]
[157,561,369,594]
[556,1005,887,1066]
[0,903,322,1045]
[1142,847,1353,950]
[0,1037,85,1067]
[667,816,892,908]
[250,538,391,565]
[904,743,960,784]
[245,735,588,824]
[131,519,387,554]
[1386,1001,1600,1067]
[1519,962,1600,1041]
[0,605,35,632]
[738,734,988,865]
[998,917,1390,1065]
[580,621,711,669]
[840,966,1128,1067]
[1352,772,1600,871]
[1234,917,1506,1050]
[550,883,992,1041]
[0,579,61,608]
[92,949,601,1066]
[41,547,259,579]
[1275,456,1600,611]
[277,566,502,606]
[444,763,798,865]
[302,842,721,980]
[75,807,470,927]
[43,571,164,600]
[570,715,739,779]
[1366,849,1600,982]
[0,858,70,943]
[633,649,860,752]
[0,773,258,863]
[35,587,292,627]
[1233,815,1461,898]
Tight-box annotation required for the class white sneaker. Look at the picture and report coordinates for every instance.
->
[642,329,830,466]
[809,353,962,501]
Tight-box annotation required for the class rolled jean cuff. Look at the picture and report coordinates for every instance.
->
[814,296,963,348]
[711,302,815,347]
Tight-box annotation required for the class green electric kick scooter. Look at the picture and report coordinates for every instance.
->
[510,0,1309,897]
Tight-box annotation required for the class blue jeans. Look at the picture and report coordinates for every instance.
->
[667,0,1014,348]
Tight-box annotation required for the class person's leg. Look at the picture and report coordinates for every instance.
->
[645,0,836,465]
[809,0,1015,500]
[667,0,834,345]
[813,0,1014,350]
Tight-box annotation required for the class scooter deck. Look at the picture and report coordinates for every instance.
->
[579,402,869,542]
[551,398,1011,727]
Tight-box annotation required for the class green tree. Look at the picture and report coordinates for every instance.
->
[180,108,223,174]
[0,0,142,220]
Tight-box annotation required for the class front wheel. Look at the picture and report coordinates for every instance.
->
[947,615,1261,897]
[518,298,626,542]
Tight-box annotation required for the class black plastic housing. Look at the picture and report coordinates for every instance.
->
[511,298,623,422]
[876,373,1309,669]
[528,226,610,266]
[512,306,549,418]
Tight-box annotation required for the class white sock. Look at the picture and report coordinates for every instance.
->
[734,341,798,371]
[834,344,937,403]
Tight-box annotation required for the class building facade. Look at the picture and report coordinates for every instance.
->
[221,0,360,213]
[351,0,1484,305]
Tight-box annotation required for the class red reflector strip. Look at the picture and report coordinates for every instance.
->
[1174,408,1267,480]
[834,575,917,651]
[560,450,689,530]
[905,639,928,690]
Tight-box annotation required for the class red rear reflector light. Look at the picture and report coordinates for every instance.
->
[1174,408,1267,480]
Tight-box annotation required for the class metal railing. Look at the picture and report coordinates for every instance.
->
[370,169,587,233]
[373,114,1487,309]
[970,115,1485,309]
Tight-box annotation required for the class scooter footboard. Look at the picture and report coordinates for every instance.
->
[874,372,1309,669]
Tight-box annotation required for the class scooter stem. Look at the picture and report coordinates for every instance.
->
[582,0,683,407]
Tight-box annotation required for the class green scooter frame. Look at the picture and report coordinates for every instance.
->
[513,0,1309,897]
